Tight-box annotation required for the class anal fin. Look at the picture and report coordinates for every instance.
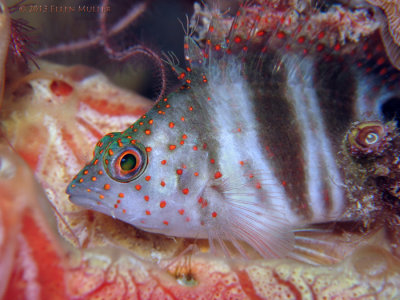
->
[290,223,388,265]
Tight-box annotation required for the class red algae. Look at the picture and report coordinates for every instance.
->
[4,212,67,300]
[0,139,67,300]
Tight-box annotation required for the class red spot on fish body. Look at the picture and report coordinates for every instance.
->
[276,31,285,39]
[316,44,324,52]
[214,171,222,179]
[379,68,388,76]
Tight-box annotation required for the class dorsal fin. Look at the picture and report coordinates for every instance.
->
[183,36,205,70]
[184,1,382,76]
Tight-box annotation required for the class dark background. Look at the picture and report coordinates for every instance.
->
[10,0,197,99]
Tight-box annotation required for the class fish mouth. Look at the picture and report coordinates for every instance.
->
[66,182,101,202]
[66,184,111,211]
[68,194,96,206]
[68,193,115,217]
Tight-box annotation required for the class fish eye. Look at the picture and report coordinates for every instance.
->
[120,153,137,171]
[104,145,148,182]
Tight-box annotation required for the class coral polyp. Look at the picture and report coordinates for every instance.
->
[346,121,394,157]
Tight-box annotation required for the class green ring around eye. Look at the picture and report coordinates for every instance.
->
[105,145,148,182]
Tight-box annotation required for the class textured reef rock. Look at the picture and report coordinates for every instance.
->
[1,0,400,299]
[342,120,400,257]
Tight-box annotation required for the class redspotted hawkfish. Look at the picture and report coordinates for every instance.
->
[67,1,400,259]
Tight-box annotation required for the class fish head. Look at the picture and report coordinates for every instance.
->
[67,93,212,238]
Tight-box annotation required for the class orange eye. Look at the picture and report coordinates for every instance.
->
[104,145,147,182]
